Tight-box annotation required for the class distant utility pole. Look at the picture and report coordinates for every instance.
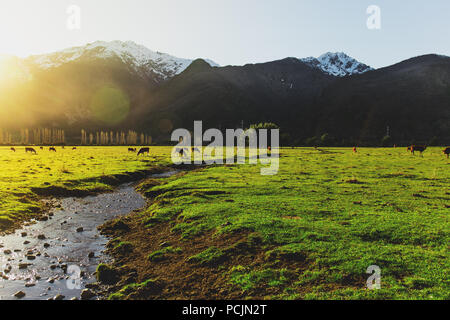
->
[386,125,390,137]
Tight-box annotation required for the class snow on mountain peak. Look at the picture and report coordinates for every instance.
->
[301,52,373,77]
[28,40,219,80]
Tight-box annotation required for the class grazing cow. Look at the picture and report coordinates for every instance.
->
[137,147,150,156]
[410,145,427,156]
[407,146,412,153]
[10,147,16,152]
[25,147,37,154]
[128,148,137,153]
[49,147,57,152]
[353,147,357,153]
[72,147,77,150]
[443,147,450,158]
[40,147,44,150]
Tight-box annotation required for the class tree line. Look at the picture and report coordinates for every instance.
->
[80,130,151,146]
[0,128,65,145]
[0,128,152,146]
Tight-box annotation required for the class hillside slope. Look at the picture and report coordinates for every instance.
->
[143,55,450,144]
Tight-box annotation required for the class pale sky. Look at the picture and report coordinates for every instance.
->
[0,0,448,68]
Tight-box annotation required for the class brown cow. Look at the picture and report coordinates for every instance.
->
[10,147,16,152]
[443,147,450,158]
[49,147,57,152]
[353,146,357,153]
[128,148,137,153]
[137,147,149,156]
[409,145,427,156]
[26,147,37,154]
[72,147,77,150]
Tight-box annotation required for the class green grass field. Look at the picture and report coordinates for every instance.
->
[126,147,449,299]
[0,146,172,230]
[0,146,449,299]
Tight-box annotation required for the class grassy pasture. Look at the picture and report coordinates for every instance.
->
[123,146,449,299]
[0,146,172,230]
[0,145,448,299]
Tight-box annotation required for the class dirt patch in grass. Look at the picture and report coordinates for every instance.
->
[30,185,107,197]
[98,214,310,300]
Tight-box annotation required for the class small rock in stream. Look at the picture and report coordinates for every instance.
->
[76,227,84,232]
[37,234,46,240]
[53,294,65,300]
[21,232,27,237]
[80,289,96,300]
[14,291,26,299]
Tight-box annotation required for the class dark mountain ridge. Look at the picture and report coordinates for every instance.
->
[141,54,450,145]
[0,43,448,146]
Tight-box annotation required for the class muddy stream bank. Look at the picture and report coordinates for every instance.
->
[0,171,177,300]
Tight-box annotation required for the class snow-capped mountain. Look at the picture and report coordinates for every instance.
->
[301,52,373,77]
[27,40,219,81]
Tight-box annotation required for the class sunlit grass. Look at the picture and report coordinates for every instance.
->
[0,146,172,229]
[137,147,450,299]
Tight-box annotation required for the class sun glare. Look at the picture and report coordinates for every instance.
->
[0,55,31,84]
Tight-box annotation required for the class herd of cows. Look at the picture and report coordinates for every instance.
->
[9,146,77,154]
[405,145,450,157]
[5,145,450,158]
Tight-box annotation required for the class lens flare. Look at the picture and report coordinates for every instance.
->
[90,86,130,125]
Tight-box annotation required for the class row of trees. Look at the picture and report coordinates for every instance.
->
[80,130,152,146]
[0,128,151,146]
[0,128,66,145]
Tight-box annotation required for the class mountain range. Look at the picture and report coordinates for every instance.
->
[0,40,449,145]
